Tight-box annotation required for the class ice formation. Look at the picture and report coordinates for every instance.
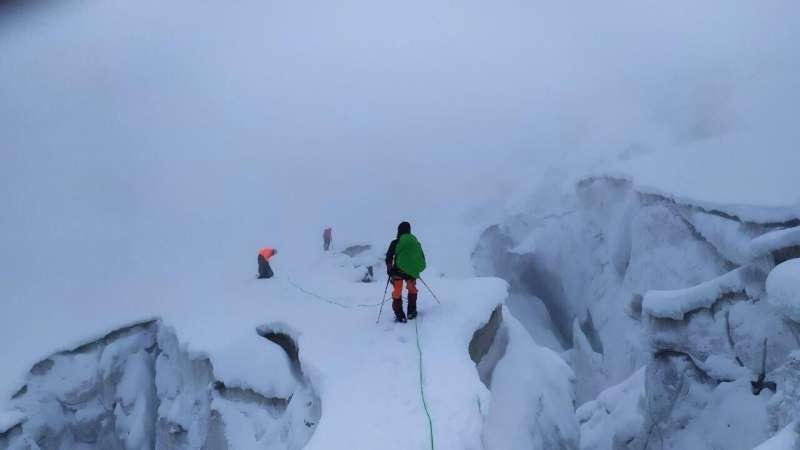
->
[0,320,318,450]
[767,259,800,323]
[472,166,800,449]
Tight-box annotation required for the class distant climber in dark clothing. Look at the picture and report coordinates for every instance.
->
[361,265,374,283]
[385,221,426,322]
[258,247,277,279]
[323,227,332,251]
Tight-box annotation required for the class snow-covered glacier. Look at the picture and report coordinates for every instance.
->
[4,137,800,450]
[2,0,799,446]
[3,132,799,450]
[0,260,578,450]
[472,138,800,450]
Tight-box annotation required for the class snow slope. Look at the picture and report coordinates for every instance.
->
[0,251,577,449]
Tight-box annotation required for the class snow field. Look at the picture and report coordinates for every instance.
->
[1,250,578,449]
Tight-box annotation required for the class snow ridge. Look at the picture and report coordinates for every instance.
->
[643,266,757,320]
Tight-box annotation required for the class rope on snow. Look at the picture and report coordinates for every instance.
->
[286,274,436,449]
[286,276,384,308]
[415,314,436,450]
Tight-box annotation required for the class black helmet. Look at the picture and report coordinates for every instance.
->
[397,221,411,237]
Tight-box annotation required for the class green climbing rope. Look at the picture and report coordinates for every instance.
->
[287,276,383,308]
[288,274,435,448]
[415,315,435,450]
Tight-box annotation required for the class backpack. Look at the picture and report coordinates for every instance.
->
[395,233,426,278]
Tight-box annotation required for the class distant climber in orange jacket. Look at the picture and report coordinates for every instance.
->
[258,247,277,279]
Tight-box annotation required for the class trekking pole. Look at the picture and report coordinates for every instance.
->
[376,278,391,323]
[418,277,442,304]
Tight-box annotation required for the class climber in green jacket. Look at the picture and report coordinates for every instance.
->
[385,221,426,323]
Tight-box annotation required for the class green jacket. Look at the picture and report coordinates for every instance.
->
[387,233,426,279]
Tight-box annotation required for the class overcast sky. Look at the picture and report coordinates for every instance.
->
[1,0,798,307]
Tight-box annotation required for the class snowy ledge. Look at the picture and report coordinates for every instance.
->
[767,259,800,323]
[643,266,755,320]
[582,173,800,226]
[582,128,800,224]
[750,226,800,260]
[0,411,24,435]
[754,421,799,450]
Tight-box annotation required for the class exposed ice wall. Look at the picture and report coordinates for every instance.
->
[473,176,800,448]
[473,177,705,402]
[471,306,579,450]
[482,309,579,450]
[0,321,319,450]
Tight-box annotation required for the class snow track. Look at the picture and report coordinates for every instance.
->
[1,258,578,449]
[413,316,435,450]
[282,276,440,449]
[280,272,508,450]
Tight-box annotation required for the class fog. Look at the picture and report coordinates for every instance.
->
[1,0,798,311]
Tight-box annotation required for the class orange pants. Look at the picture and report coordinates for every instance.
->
[392,278,417,300]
